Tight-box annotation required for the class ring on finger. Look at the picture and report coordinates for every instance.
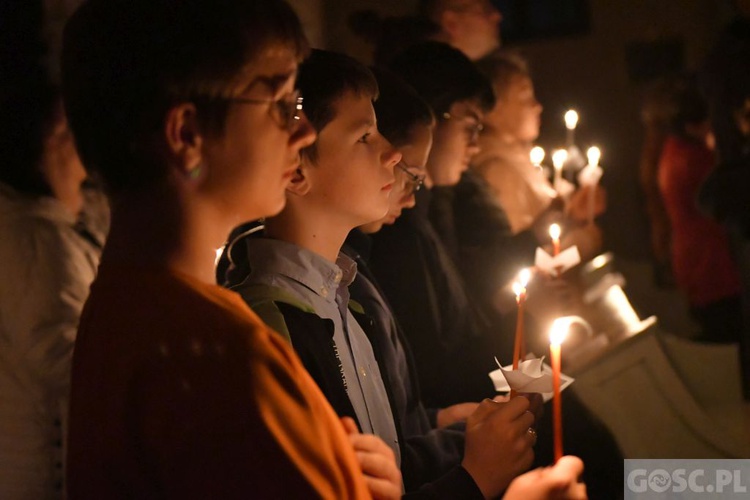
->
[526,427,538,446]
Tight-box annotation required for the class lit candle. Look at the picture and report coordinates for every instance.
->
[511,268,532,370]
[552,149,567,191]
[585,146,602,224]
[586,146,601,168]
[509,269,531,399]
[530,146,545,168]
[549,223,561,257]
[564,109,578,146]
[549,318,570,463]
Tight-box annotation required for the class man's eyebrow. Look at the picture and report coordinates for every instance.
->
[352,118,376,130]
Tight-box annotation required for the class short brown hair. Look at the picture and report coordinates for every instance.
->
[62,0,308,196]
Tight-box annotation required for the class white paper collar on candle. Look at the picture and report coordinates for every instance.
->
[577,163,603,186]
[489,355,574,402]
[535,245,581,275]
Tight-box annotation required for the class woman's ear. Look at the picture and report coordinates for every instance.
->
[164,103,204,179]
[286,161,312,197]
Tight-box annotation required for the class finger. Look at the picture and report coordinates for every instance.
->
[363,476,402,500]
[356,451,401,483]
[349,434,396,460]
[340,416,359,435]
[518,393,543,418]
[551,456,585,482]
[493,394,510,403]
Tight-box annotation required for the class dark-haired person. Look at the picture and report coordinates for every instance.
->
[60,0,384,497]
[369,42,498,408]
[227,49,549,499]
[418,0,502,61]
[0,75,106,499]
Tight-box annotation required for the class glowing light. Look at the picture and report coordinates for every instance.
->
[564,109,579,130]
[587,146,601,168]
[512,268,532,299]
[549,318,570,346]
[548,223,561,241]
[591,254,608,269]
[530,146,545,166]
[552,149,568,170]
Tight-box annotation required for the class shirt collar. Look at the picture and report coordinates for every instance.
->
[244,237,358,302]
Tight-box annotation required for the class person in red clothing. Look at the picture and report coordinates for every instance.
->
[658,80,744,343]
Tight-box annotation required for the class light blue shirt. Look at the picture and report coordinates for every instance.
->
[241,237,401,466]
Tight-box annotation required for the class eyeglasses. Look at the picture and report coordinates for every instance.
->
[222,89,304,131]
[442,111,484,143]
[396,159,426,194]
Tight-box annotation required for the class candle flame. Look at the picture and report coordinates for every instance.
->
[564,109,579,130]
[549,223,561,240]
[530,146,545,166]
[587,146,601,168]
[552,149,568,170]
[518,268,531,286]
[549,316,594,345]
[512,268,531,299]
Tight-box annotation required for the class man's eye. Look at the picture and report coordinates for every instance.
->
[358,133,371,144]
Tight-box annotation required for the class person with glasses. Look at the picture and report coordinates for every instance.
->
[225,49,559,499]
[59,0,392,497]
[368,42,498,408]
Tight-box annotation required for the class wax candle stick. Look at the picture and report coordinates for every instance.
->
[511,269,531,368]
[552,149,567,192]
[549,223,561,257]
[564,109,578,146]
[510,269,531,398]
[549,318,570,463]
[586,146,602,224]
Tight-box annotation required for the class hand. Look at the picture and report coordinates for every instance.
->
[503,456,587,500]
[564,223,603,261]
[461,397,536,499]
[436,402,480,428]
[341,417,402,500]
[566,185,606,222]
[516,393,544,427]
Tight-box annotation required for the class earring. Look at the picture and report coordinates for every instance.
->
[187,163,203,180]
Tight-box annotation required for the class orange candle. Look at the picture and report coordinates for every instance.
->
[549,223,561,257]
[510,269,530,398]
[549,319,569,463]
[511,269,531,369]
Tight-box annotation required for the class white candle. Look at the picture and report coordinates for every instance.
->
[585,146,602,223]
[565,109,579,147]
[530,146,545,167]
[586,146,601,168]
[552,149,567,190]
[564,110,579,130]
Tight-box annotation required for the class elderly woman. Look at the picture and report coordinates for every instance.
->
[0,74,106,499]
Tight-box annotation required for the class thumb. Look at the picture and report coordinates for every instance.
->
[340,416,360,435]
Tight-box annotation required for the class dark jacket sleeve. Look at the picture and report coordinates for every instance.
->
[370,206,497,408]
